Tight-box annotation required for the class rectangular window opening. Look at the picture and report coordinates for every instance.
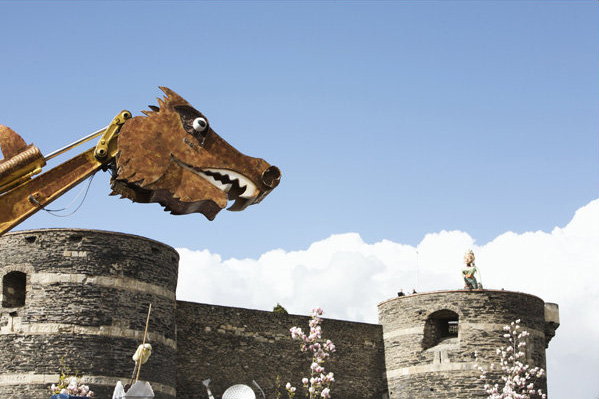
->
[447,320,458,336]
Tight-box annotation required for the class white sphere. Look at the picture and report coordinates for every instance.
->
[222,384,256,399]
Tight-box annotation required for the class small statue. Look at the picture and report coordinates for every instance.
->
[462,250,482,290]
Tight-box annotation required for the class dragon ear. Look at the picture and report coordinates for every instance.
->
[0,125,28,160]
[158,87,190,108]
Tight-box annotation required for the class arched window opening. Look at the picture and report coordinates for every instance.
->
[422,309,459,350]
[3,271,26,308]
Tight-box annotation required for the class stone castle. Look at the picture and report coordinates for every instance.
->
[0,229,559,399]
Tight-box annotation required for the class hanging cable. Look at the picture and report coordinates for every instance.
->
[30,172,97,217]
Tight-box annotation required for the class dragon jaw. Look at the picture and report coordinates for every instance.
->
[190,164,280,212]
[175,159,278,209]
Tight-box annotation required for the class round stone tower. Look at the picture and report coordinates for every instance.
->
[0,229,179,399]
[378,290,559,399]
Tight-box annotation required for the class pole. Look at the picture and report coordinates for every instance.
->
[135,303,152,383]
[44,126,108,161]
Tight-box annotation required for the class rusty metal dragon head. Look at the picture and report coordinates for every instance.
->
[112,87,280,220]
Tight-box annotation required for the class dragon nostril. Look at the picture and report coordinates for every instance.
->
[262,166,281,188]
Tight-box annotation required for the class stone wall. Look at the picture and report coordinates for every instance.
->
[378,290,555,399]
[176,301,388,399]
[0,229,179,399]
[0,229,559,399]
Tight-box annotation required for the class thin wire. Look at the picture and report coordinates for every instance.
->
[34,172,97,217]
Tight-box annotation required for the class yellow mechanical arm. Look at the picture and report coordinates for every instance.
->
[0,111,131,236]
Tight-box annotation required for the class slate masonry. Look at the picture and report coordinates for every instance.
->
[0,229,559,399]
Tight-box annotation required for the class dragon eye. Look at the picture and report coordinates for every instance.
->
[193,117,208,132]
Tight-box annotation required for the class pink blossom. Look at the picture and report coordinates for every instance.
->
[288,307,335,399]
[325,372,335,383]
[475,319,546,399]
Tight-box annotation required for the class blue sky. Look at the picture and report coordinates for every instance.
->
[1,1,597,398]
[2,1,596,258]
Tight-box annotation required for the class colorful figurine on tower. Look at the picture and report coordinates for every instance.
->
[462,249,482,290]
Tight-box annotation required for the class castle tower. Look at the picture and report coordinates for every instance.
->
[378,290,559,399]
[0,229,179,399]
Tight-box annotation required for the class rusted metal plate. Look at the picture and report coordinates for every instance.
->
[0,126,46,193]
[113,87,280,220]
[0,125,27,159]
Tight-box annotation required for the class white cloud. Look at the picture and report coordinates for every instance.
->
[177,199,599,399]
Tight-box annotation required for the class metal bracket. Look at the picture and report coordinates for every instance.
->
[94,110,132,160]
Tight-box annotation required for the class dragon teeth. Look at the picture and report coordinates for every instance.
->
[203,169,258,199]
[210,179,233,193]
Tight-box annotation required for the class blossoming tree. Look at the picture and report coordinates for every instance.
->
[50,358,94,397]
[475,319,546,399]
[286,307,336,399]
